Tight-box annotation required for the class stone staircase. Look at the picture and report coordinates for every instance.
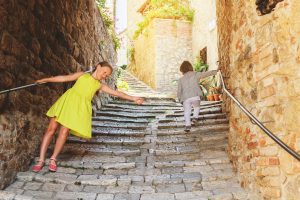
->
[0,70,249,200]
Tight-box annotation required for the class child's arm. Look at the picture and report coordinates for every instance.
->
[100,84,144,105]
[196,70,218,80]
[36,72,85,83]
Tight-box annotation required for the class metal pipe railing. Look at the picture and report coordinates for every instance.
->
[0,82,46,95]
[218,71,300,161]
[0,69,93,95]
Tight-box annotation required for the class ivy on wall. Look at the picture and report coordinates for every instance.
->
[96,0,121,51]
[133,0,194,39]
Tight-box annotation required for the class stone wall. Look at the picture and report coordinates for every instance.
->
[127,0,146,40]
[131,19,192,97]
[0,0,116,189]
[132,21,156,88]
[154,19,192,96]
[190,0,219,70]
[217,0,300,199]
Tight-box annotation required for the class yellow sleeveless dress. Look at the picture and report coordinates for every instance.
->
[46,73,101,138]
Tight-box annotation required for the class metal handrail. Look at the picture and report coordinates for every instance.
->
[0,82,46,95]
[0,69,93,95]
[218,71,300,161]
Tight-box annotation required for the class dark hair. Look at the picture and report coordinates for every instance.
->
[180,61,194,74]
[92,61,113,72]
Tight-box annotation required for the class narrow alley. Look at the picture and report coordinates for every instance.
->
[0,71,248,200]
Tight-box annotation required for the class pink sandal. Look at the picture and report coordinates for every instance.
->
[32,160,45,173]
[48,157,57,172]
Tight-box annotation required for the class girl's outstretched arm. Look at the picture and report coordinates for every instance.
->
[36,72,85,83]
[100,84,144,105]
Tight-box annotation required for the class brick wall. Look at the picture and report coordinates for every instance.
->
[217,0,300,199]
[0,0,116,189]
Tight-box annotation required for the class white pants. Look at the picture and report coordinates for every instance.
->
[183,96,201,126]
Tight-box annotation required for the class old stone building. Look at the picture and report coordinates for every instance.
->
[127,0,192,97]
[216,0,300,199]
[0,0,116,189]
[131,18,192,97]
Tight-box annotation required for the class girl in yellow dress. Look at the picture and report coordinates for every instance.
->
[32,61,144,172]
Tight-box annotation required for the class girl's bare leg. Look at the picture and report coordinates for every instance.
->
[37,118,59,165]
[49,126,69,165]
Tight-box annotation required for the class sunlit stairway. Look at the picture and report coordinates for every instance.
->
[1,70,249,200]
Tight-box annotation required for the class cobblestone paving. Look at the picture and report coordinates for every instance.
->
[0,71,250,200]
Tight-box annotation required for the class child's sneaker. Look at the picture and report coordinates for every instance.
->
[184,126,191,132]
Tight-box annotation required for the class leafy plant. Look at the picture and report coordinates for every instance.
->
[194,59,208,72]
[96,0,120,51]
[108,28,121,51]
[199,76,214,99]
[133,0,194,39]
[127,47,135,62]
[95,0,106,8]
[119,64,127,70]
[117,79,129,91]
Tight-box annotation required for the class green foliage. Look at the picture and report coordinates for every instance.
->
[127,47,135,62]
[199,76,214,98]
[108,28,121,51]
[117,79,129,91]
[119,64,127,70]
[133,0,194,39]
[194,59,208,72]
[96,0,120,51]
[95,0,106,8]
[116,68,129,91]
[193,58,209,99]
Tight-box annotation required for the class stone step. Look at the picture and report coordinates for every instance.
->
[155,145,201,156]
[32,158,136,171]
[92,121,148,130]
[155,149,230,163]
[173,106,222,115]
[201,132,228,143]
[200,101,223,106]
[154,140,228,155]
[154,160,232,171]
[63,144,141,156]
[154,153,202,163]
[67,136,146,146]
[95,111,158,118]
[156,131,227,144]
[93,116,149,123]
[156,136,196,144]
[166,112,227,119]
[16,172,118,186]
[101,108,166,114]
[157,124,229,136]
[0,188,249,200]
[131,97,176,102]
[127,87,152,91]
[15,171,202,188]
[174,189,248,200]
[158,118,228,129]
[92,127,147,137]
[103,104,183,111]
[108,100,180,107]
